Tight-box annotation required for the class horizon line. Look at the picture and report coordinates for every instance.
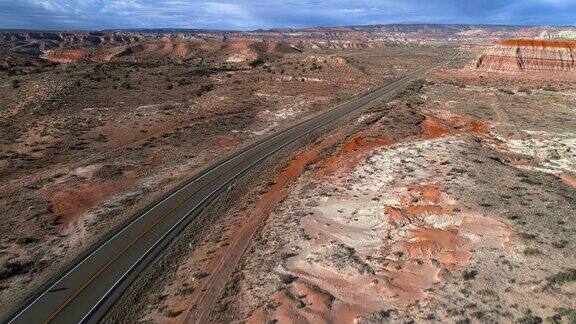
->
[1,22,575,34]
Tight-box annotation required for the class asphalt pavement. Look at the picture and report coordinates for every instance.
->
[4,60,450,324]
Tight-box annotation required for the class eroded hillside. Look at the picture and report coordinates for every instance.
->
[475,39,576,72]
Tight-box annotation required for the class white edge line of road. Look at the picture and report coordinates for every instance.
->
[8,64,383,321]
[80,125,303,323]
[9,57,450,322]
[7,116,281,322]
[78,70,429,323]
[8,169,224,322]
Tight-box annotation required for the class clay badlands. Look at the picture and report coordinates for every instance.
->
[0,25,575,323]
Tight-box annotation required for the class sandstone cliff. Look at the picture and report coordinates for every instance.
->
[474,39,575,72]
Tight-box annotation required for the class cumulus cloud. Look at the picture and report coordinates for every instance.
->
[0,0,573,30]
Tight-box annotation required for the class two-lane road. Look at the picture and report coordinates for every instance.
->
[5,59,452,324]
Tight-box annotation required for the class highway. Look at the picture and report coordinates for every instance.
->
[5,60,450,324]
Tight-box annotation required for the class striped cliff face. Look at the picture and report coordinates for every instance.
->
[474,39,576,72]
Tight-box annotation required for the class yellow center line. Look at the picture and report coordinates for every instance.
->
[41,63,446,322]
[43,132,292,323]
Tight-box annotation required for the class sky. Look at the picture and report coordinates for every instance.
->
[0,0,575,31]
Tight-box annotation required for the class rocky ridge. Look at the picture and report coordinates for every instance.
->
[474,39,576,72]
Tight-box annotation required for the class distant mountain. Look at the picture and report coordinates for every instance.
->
[2,23,573,35]
[1,24,575,58]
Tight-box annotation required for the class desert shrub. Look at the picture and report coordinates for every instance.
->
[498,88,515,95]
[517,311,543,324]
[95,133,107,142]
[121,81,131,89]
[163,309,183,318]
[177,77,193,86]
[11,79,20,88]
[0,260,33,279]
[16,237,38,245]
[543,268,576,290]
[463,269,478,280]
[310,63,323,70]
[278,273,297,284]
[523,247,541,256]
[191,68,212,76]
[518,87,532,94]
[147,292,164,304]
[192,272,208,280]
[249,58,265,68]
[542,85,559,92]
[179,286,195,295]
[519,233,537,240]
[551,308,576,323]
[94,164,126,179]
[552,240,568,249]
[196,83,214,97]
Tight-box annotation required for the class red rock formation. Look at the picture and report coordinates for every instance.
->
[474,39,576,72]
[42,39,302,63]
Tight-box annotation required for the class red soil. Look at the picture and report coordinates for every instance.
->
[383,182,511,298]
[387,184,449,226]
[94,115,186,150]
[385,259,444,302]
[187,133,344,323]
[384,206,406,225]
[402,227,471,268]
[420,116,455,139]
[560,173,576,187]
[147,154,164,167]
[215,135,240,148]
[51,50,85,60]
[191,111,498,322]
[410,184,442,202]
[284,178,511,322]
[42,173,139,230]
[316,133,395,179]
[45,49,112,62]
[316,115,487,180]
[258,149,319,215]
[247,280,359,324]
[467,121,489,134]
[228,108,509,322]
